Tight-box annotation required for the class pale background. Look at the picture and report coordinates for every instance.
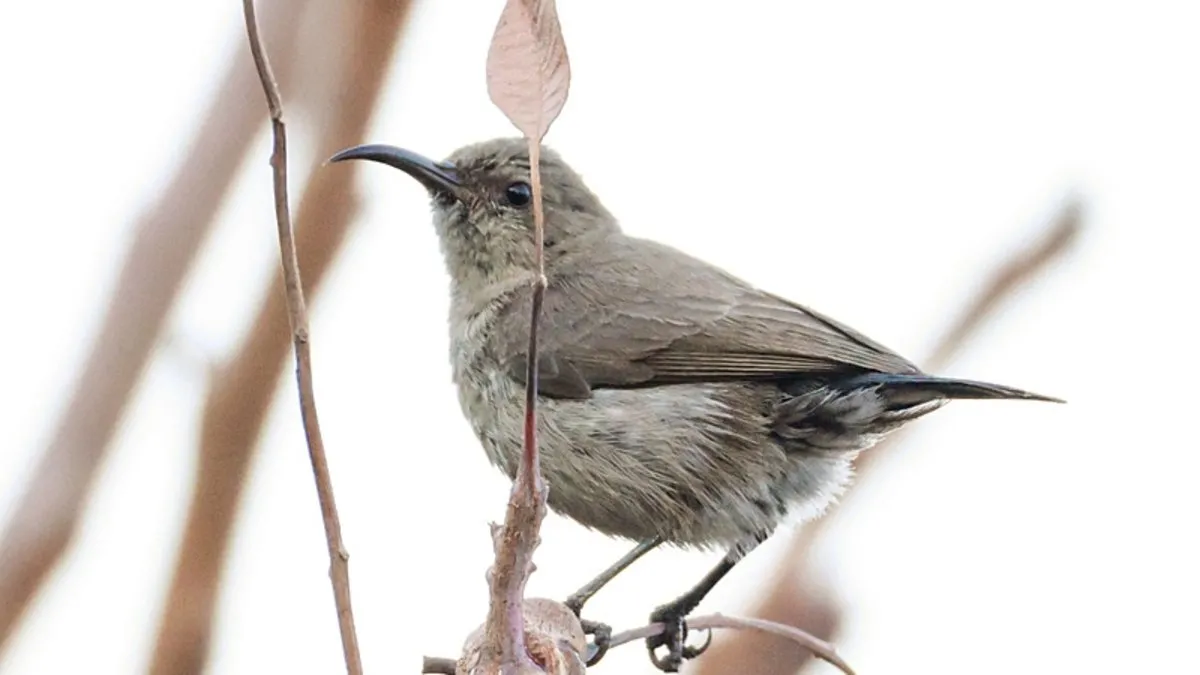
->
[1,1,1196,674]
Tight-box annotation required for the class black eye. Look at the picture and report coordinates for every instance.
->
[504,181,532,207]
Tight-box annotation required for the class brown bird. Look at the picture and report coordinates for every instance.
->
[330,138,1060,672]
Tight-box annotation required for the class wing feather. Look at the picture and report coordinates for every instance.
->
[494,236,918,398]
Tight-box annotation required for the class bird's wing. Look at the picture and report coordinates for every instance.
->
[495,237,919,399]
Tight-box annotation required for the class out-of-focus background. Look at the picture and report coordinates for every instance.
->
[1,1,1196,674]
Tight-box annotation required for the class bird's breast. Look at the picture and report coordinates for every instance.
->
[447,306,524,474]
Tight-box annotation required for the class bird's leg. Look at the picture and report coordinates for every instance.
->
[565,536,662,666]
[647,533,768,673]
[566,536,663,614]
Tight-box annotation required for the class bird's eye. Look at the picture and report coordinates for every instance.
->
[504,181,533,207]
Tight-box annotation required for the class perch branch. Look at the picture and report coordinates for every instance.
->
[607,613,854,675]
[419,608,855,675]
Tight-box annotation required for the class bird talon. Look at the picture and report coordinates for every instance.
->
[580,619,612,667]
[647,610,693,672]
[681,626,713,658]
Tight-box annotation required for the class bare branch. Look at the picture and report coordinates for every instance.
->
[241,0,358,671]
[0,0,310,653]
[147,3,412,672]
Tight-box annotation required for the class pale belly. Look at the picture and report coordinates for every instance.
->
[451,361,858,549]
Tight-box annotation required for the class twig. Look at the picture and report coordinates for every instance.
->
[148,2,412,673]
[241,1,361,673]
[522,141,548,495]
[477,0,571,670]
[0,0,309,653]
[606,614,854,675]
[480,143,552,668]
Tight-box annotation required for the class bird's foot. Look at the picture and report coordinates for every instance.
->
[567,597,612,666]
[646,602,713,672]
[578,618,613,666]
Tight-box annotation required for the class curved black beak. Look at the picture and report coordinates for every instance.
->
[328,144,462,198]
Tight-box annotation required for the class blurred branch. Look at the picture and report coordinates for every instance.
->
[0,0,309,653]
[240,0,362,671]
[147,2,414,673]
[925,201,1082,370]
[693,199,1083,675]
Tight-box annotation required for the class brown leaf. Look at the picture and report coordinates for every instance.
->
[486,0,571,141]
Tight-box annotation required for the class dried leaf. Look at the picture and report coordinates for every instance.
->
[486,0,571,141]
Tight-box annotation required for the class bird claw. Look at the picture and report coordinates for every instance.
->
[647,606,712,672]
[580,618,612,667]
[682,628,713,659]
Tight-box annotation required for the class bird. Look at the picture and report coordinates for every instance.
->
[329,137,1061,672]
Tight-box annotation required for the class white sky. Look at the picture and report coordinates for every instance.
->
[1,1,1197,674]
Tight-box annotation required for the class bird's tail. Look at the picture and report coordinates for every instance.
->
[840,372,1064,406]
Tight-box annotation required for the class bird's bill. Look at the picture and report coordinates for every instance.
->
[328,143,462,198]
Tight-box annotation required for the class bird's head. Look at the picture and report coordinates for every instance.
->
[330,137,618,297]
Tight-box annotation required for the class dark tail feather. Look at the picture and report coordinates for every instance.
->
[840,373,1065,406]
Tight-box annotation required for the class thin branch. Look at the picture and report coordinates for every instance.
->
[476,149,552,675]
[148,2,412,673]
[605,614,854,675]
[482,142,552,668]
[521,141,548,494]
[0,0,308,652]
[477,0,571,669]
[241,0,360,673]
[480,142,553,669]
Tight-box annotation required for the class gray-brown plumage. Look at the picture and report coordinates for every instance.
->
[330,138,1060,671]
